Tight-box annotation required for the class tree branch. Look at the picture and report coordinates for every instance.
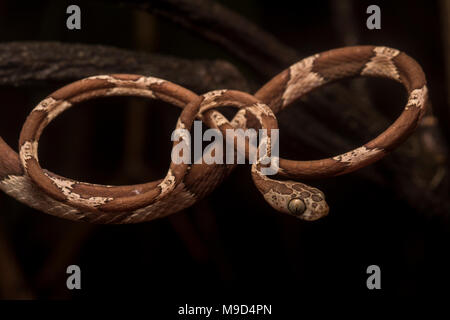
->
[0,41,250,92]
[108,0,298,77]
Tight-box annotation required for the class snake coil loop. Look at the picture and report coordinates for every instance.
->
[0,46,429,223]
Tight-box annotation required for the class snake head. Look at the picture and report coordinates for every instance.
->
[260,179,329,221]
[251,167,329,221]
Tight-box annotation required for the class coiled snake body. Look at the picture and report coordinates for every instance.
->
[0,46,429,223]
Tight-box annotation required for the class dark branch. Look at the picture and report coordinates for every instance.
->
[109,0,299,77]
[0,41,250,92]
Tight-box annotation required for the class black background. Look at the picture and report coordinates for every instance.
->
[0,0,449,309]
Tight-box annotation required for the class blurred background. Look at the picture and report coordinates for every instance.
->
[0,0,449,301]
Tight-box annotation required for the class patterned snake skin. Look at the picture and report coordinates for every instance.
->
[0,46,429,223]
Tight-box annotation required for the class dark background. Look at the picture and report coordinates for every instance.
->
[0,0,449,305]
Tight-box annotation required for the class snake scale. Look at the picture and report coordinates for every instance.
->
[0,46,429,223]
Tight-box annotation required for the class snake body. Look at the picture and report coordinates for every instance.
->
[0,46,428,223]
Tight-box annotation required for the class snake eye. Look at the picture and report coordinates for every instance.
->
[288,198,306,216]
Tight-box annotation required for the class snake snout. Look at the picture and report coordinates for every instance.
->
[301,200,329,221]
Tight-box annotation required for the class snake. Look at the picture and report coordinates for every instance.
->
[0,46,429,223]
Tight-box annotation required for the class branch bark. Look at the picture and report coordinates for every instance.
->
[0,41,250,92]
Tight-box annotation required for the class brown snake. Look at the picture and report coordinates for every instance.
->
[0,46,429,223]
